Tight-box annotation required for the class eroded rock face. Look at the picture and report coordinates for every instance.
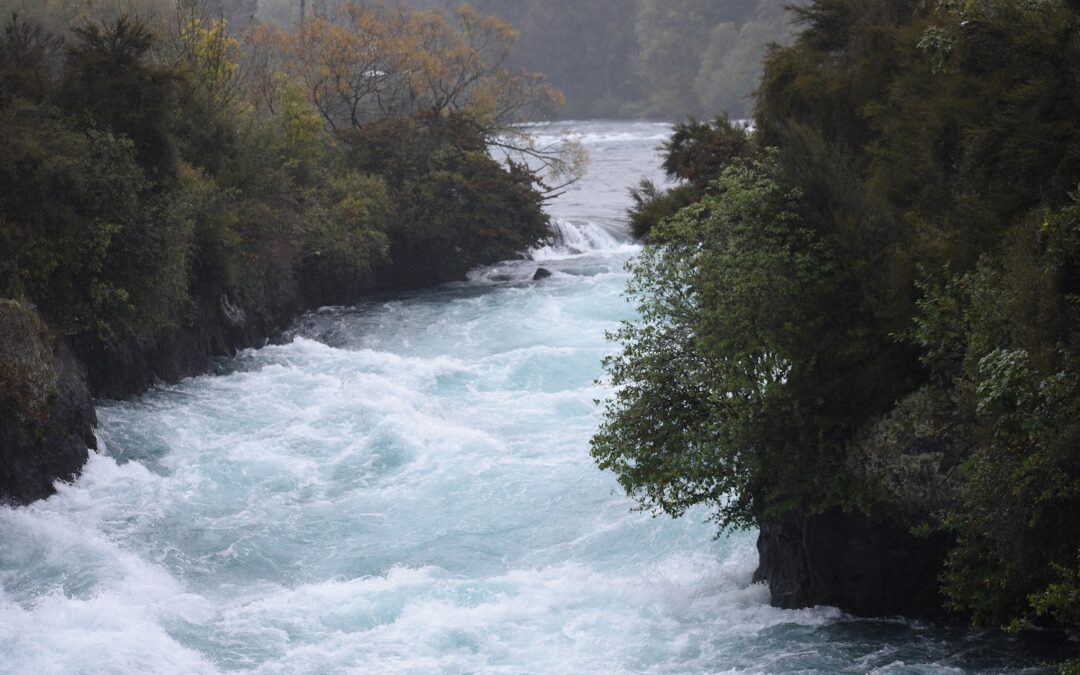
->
[74,286,302,401]
[754,388,966,617]
[0,300,55,424]
[754,509,950,617]
[0,302,94,505]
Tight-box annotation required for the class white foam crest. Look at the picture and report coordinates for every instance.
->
[205,547,839,674]
[248,337,477,382]
[11,453,167,535]
[0,590,220,675]
[0,459,218,674]
[523,122,673,149]
[529,220,638,261]
[174,548,794,673]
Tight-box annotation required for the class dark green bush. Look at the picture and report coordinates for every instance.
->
[345,114,550,286]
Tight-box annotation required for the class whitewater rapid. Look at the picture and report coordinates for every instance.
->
[0,121,1059,673]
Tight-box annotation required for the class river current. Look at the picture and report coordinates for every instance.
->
[0,121,1064,673]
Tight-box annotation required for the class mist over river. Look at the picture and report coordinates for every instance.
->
[0,121,1065,673]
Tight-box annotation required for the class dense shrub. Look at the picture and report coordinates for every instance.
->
[345,114,550,286]
[628,116,758,239]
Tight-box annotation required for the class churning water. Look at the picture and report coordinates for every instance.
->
[0,121,1065,673]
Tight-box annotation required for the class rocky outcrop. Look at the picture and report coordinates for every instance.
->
[1,279,302,504]
[754,387,967,617]
[753,508,951,617]
[74,288,302,401]
[0,301,95,505]
[846,387,968,519]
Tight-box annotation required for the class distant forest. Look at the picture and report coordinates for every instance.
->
[247,0,800,120]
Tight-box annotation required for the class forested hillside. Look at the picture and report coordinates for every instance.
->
[594,0,1080,658]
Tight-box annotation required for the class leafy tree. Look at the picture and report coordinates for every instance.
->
[628,115,758,239]
[0,102,145,333]
[0,12,64,106]
[299,170,393,302]
[912,195,1080,634]
[344,112,550,286]
[60,15,180,184]
[594,155,846,528]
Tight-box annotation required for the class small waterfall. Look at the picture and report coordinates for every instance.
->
[529,219,634,261]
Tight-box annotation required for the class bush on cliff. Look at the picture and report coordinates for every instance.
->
[594,154,843,529]
[627,115,757,239]
[0,300,55,425]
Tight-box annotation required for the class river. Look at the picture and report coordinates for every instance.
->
[0,121,1061,673]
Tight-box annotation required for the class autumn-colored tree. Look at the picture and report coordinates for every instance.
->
[241,1,580,192]
[399,5,561,124]
[285,2,401,130]
[172,7,242,106]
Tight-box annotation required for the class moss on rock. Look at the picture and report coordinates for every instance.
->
[0,299,56,425]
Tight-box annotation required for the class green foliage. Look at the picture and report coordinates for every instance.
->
[0,101,146,334]
[345,114,550,286]
[627,180,696,240]
[662,116,756,183]
[593,155,843,528]
[61,16,180,185]
[910,197,1080,631]
[0,8,554,349]
[628,116,759,239]
[300,171,393,303]
[1030,560,1080,632]
[0,12,63,106]
[762,2,1080,638]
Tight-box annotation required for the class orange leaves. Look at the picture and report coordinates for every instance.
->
[239,1,561,133]
[288,4,403,128]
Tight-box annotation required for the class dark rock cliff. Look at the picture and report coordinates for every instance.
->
[73,288,303,401]
[0,302,96,505]
[753,509,951,617]
[753,388,967,617]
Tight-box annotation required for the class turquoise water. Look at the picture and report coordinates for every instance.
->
[0,122,1064,673]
